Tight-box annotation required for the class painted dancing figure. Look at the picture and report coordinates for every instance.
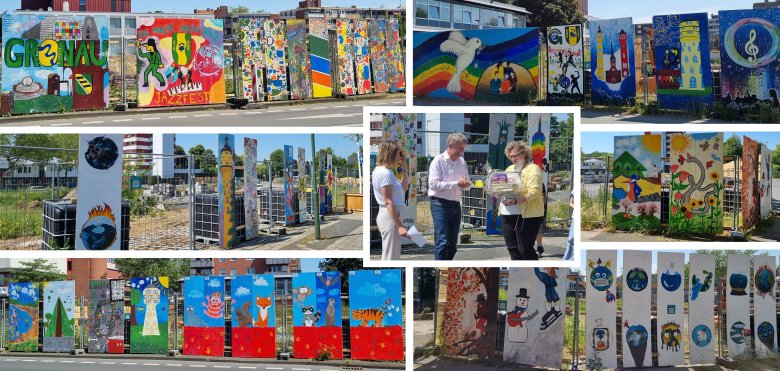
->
[534,267,562,330]
[137,39,166,88]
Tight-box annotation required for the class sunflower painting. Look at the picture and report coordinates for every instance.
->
[612,134,662,230]
[669,132,724,234]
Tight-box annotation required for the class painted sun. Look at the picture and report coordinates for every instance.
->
[670,134,692,157]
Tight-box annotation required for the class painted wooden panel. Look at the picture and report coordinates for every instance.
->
[753,255,777,357]
[589,18,636,105]
[546,24,585,103]
[8,282,39,352]
[656,252,685,366]
[244,138,259,240]
[760,144,773,218]
[726,254,751,359]
[76,134,123,250]
[354,20,372,95]
[230,274,276,358]
[130,276,169,354]
[442,268,499,359]
[292,271,343,359]
[238,18,264,101]
[88,279,125,353]
[348,269,404,361]
[336,19,356,96]
[621,250,651,367]
[309,18,332,98]
[742,136,759,230]
[284,145,296,226]
[263,19,288,101]
[585,250,617,368]
[286,20,312,100]
[368,19,389,93]
[218,134,237,248]
[298,147,308,223]
[612,134,662,230]
[688,253,715,364]
[183,276,225,356]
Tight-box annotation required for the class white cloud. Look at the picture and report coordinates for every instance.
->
[254,276,269,287]
[208,278,221,288]
[234,286,250,297]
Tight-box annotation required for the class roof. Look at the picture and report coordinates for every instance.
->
[462,0,531,15]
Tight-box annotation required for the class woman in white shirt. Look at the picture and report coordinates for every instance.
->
[372,141,410,260]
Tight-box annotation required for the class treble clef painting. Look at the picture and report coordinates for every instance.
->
[745,29,759,62]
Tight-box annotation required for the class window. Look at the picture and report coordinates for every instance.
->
[230,258,237,261]
[125,18,136,37]
[231,268,238,276]
[416,0,428,18]
[690,76,697,88]
[693,55,698,64]
[454,4,462,23]
[247,267,255,274]
[79,0,86,11]
[497,16,505,28]
[219,258,226,262]
[219,269,226,276]
[429,0,440,20]
[110,17,122,36]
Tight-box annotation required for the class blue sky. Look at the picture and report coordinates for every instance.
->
[1,0,404,13]
[582,132,780,153]
[575,249,778,273]
[175,134,360,160]
[590,0,758,24]
[300,258,322,272]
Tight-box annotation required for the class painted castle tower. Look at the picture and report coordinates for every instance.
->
[679,20,704,91]
[619,29,629,78]
[596,26,605,80]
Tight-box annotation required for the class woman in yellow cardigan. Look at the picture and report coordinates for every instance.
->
[499,141,544,260]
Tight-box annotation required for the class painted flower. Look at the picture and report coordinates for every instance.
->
[686,212,692,219]
[672,206,678,214]
[709,172,719,181]
[688,200,698,209]
[708,195,717,206]
[680,206,687,214]
[671,164,679,173]
[679,171,691,182]
[675,192,683,200]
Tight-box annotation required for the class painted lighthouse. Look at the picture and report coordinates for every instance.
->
[679,20,703,91]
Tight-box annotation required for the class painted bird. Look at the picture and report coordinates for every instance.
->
[440,31,484,94]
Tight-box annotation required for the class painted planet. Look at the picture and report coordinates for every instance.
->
[626,267,648,292]
[691,324,712,347]
[590,266,613,291]
[80,215,118,250]
[625,324,648,348]
[84,136,119,170]
[661,270,682,292]
[754,266,775,294]
[730,321,746,344]
[757,321,775,348]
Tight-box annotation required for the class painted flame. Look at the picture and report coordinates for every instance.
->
[88,202,116,222]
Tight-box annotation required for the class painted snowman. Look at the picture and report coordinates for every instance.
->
[506,288,538,343]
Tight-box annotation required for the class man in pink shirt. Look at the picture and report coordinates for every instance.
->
[428,133,471,260]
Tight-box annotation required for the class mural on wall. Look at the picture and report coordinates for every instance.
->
[8,282,39,352]
[503,268,566,368]
[218,134,237,248]
[326,153,334,214]
[130,276,169,354]
[292,271,343,359]
[611,134,662,231]
[230,274,276,358]
[297,147,308,223]
[688,253,715,364]
[42,280,75,352]
[442,268,500,359]
[621,251,652,367]
[383,113,418,241]
[318,154,327,216]
[1,14,111,114]
[742,136,759,230]
[653,13,713,110]
[635,25,657,96]
[369,19,390,93]
[668,132,724,234]
[136,18,225,108]
[354,20,372,95]
[88,279,125,354]
[336,19,357,96]
[244,138,259,240]
[238,18,264,102]
[753,255,777,357]
[286,20,312,100]
[183,276,225,356]
[726,254,751,359]
[589,18,636,106]
[760,144,773,218]
[528,113,551,188]
[486,113,516,235]
[76,134,123,250]
[284,145,296,226]
[585,250,617,369]
[546,24,585,103]
[309,18,332,98]
[386,19,406,92]
[413,28,539,104]
[656,252,685,366]
[263,19,288,101]
[718,9,780,111]
[349,270,404,361]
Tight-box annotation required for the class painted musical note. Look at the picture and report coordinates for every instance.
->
[745,29,759,62]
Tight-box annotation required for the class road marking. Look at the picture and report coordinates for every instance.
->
[60,360,76,363]
[243,111,262,114]
[278,112,361,120]
[144,363,161,366]
[292,368,311,370]
[80,361,96,363]
[332,105,348,108]
[52,123,72,126]
[101,362,117,364]
[113,118,133,122]
[123,362,139,365]
[170,115,189,119]
[311,106,327,110]
[189,365,207,368]
[166,364,183,367]
[351,104,362,106]
[21,359,36,362]
[265,368,284,370]
[82,120,104,124]
[238,367,257,370]
[193,114,213,117]
[288,108,304,111]
[4,359,19,361]
[141,117,161,120]
[213,366,231,369]
[267,109,282,113]
[41,360,55,363]
[219,112,238,116]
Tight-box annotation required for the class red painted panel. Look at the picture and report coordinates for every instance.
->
[293,326,343,359]
[108,339,124,354]
[183,327,225,357]
[349,325,404,361]
[231,327,276,358]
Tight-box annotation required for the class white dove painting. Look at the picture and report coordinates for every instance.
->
[439,31,484,94]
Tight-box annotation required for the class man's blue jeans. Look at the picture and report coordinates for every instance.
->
[430,196,461,260]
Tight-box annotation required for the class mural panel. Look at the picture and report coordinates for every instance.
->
[503,268,566,368]
[386,19,406,92]
[753,255,777,357]
[589,18,636,105]
[336,19,356,96]
[286,20,312,100]
[546,24,585,103]
[88,279,125,354]
[621,251,651,367]
[298,147,308,223]
[238,18,264,101]
[611,134,662,230]
[760,144,773,218]
[485,113,516,235]
[309,18,332,98]
[326,153,334,215]
[244,138,259,240]
[354,20,372,95]
[348,269,404,361]
[130,276,169,354]
[136,18,225,107]
[442,268,499,358]
[656,252,685,366]
[653,13,713,110]
[718,9,780,110]
[284,145,296,226]
[183,276,225,356]
[726,254,751,359]
[230,274,276,358]
[413,28,539,104]
[528,113,551,187]
[688,253,715,364]
[292,272,343,359]
[77,134,123,250]
[585,250,617,369]
[369,19,390,93]
[42,280,74,352]
[8,282,39,352]
[218,134,237,248]
[742,136,759,230]
[1,14,110,114]
[263,19,288,101]
[383,113,418,241]
[669,132,724,234]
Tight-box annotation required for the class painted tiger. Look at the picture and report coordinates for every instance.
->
[352,308,386,328]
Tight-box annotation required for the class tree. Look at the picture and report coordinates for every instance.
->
[319,258,367,292]
[693,250,762,280]
[269,149,285,178]
[231,5,250,13]
[113,258,190,291]
[10,259,67,283]
[773,144,780,177]
[189,145,217,177]
[724,134,742,158]
[513,0,585,29]
[549,113,574,173]
[174,145,187,169]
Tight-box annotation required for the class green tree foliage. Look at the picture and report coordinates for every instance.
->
[319,258,363,292]
[724,134,742,158]
[231,5,250,13]
[550,113,574,170]
[9,259,67,283]
[188,144,217,177]
[513,0,586,29]
[174,145,187,169]
[113,258,190,291]
[692,249,762,281]
[773,144,780,177]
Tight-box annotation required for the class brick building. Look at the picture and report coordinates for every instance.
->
[21,0,131,12]
[66,258,122,298]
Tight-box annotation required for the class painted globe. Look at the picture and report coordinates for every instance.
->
[84,136,119,170]
[661,270,682,292]
[79,215,118,250]
[626,267,648,292]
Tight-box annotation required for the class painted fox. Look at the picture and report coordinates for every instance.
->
[254,296,272,327]
[352,308,385,328]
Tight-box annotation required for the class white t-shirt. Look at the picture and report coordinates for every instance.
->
[372,166,405,206]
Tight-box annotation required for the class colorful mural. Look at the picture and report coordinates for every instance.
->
[238,18,264,101]
[284,145,296,226]
[383,113,418,240]
[309,18,332,98]
[336,19,356,96]
[414,28,539,104]
[485,113,516,235]
[621,251,652,367]
[656,252,685,366]
[298,147,309,223]
[719,9,780,110]
[668,132,724,234]
[292,272,343,359]
[230,274,276,358]
[349,270,404,361]
[726,255,751,358]
[136,18,225,107]
[547,24,585,103]
[442,268,500,358]
[386,19,406,92]
[8,282,39,352]
[244,138,259,240]
[354,20,372,95]
[130,276,169,354]
[77,134,123,250]
[760,144,773,219]
[589,18,636,106]
[88,279,125,354]
[218,134,237,248]
[326,153,334,215]
[319,154,327,216]
[369,19,390,93]
[42,280,75,352]
[653,13,713,110]
[183,276,225,356]
[287,20,312,100]
[743,136,760,230]
[263,19,288,101]
[1,14,110,114]
[528,113,551,187]
[585,251,617,368]
[611,134,662,230]
[753,255,777,357]
[688,253,715,364]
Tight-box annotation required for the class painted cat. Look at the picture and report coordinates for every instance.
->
[302,306,321,327]
[254,296,272,327]
[352,308,385,328]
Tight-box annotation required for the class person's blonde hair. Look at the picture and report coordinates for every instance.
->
[447,132,468,147]
[505,141,532,161]
[376,141,403,167]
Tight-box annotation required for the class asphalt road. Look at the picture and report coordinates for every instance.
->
[3,98,404,128]
[582,109,733,124]
[0,357,398,371]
